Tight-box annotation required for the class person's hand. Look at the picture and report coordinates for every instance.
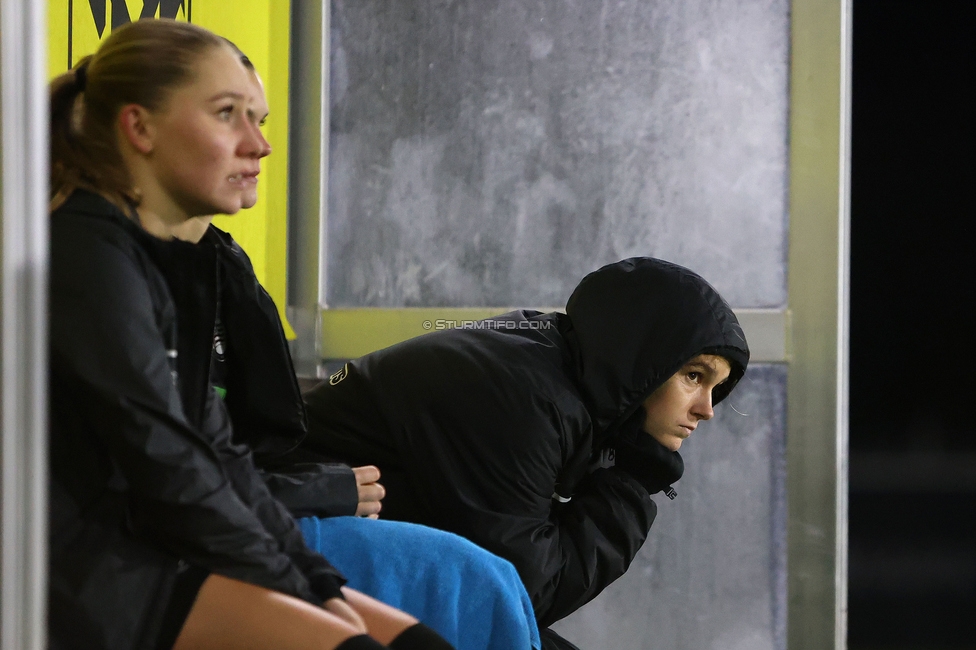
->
[323,596,368,634]
[353,466,385,518]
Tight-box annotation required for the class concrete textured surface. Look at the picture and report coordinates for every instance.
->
[327,0,788,309]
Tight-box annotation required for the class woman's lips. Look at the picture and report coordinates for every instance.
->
[228,171,260,186]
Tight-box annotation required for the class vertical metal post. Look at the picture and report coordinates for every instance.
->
[787,0,852,647]
[0,0,49,648]
[287,0,330,377]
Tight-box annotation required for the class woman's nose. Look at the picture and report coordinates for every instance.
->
[255,129,271,158]
[693,392,715,421]
[242,121,271,158]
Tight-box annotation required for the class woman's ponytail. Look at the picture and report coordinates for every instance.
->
[49,56,93,210]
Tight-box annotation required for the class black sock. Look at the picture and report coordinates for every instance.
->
[388,623,455,650]
[335,634,389,650]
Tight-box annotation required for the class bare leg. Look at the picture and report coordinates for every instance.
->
[173,574,366,650]
[341,587,418,645]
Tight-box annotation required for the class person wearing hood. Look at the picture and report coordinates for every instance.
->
[301,257,750,644]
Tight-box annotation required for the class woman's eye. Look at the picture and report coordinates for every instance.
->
[218,105,234,120]
[687,372,702,383]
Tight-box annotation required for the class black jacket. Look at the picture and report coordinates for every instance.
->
[193,225,358,517]
[303,258,749,626]
[48,191,344,649]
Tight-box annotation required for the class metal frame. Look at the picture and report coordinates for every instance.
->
[319,307,791,363]
[287,0,330,377]
[786,0,851,647]
[1,1,49,648]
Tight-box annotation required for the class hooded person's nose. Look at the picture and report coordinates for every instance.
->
[692,391,715,421]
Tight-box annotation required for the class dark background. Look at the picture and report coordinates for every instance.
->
[849,1,975,648]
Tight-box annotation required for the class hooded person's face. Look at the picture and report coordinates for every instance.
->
[641,353,732,451]
[561,258,749,440]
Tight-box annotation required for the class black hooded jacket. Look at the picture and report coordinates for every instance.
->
[48,191,345,649]
[302,258,750,626]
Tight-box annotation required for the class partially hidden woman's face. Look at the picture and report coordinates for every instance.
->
[641,353,732,451]
[240,72,271,210]
[145,45,269,217]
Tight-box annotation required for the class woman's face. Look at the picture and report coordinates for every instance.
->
[240,72,271,210]
[145,45,269,217]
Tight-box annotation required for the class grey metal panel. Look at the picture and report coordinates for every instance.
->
[327,0,789,308]
[552,365,788,650]
[0,1,49,647]
[786,0,851,647]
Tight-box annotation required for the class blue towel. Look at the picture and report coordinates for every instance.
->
[299,517,541,650]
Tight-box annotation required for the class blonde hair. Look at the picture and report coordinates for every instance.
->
[49,19,228,211]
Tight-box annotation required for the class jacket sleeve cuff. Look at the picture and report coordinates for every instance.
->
[261,463,359,517]
[309,569,346,603]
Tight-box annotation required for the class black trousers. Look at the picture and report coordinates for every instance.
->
[541,627,582,650]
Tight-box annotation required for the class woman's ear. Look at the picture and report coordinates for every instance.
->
[117,104,156,155]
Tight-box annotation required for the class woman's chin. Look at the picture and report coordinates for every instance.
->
[240,192,258,210]
[210,197,245,217]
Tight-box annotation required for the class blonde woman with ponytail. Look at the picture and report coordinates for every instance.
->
[48,19,452,650]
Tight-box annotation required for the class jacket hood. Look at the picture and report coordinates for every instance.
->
[561,257,750,438]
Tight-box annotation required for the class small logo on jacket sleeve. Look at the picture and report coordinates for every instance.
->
[329,363,349,386]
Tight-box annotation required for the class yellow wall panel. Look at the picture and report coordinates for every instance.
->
[47,0,295,338]
[49,1,189,76]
